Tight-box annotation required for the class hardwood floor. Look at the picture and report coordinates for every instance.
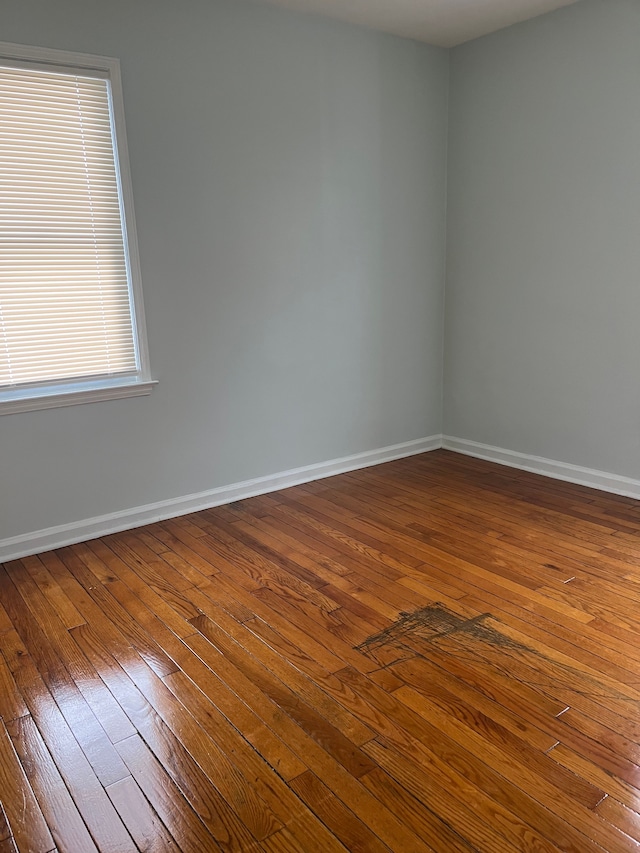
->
[2,449,640,852]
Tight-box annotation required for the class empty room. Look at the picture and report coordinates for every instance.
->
[1,0,640,850]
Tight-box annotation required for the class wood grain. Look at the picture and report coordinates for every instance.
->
[3,449,640,851]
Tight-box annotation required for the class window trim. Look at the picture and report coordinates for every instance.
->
[0,41,154,415]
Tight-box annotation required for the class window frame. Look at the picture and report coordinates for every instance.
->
[0,41,154,415]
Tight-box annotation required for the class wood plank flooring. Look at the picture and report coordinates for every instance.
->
[2,449,640,851]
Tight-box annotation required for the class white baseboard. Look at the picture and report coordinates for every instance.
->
[442,435,640,501]
[0,434,442,563]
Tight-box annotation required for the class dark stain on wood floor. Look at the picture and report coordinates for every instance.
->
[357,602,532,659]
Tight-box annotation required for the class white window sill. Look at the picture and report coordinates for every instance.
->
[0,377,157,415]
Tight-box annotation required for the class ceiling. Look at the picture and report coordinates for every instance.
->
[259,0,581,47]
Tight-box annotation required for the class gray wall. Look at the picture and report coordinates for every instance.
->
[0,0,448,539]
[444,0,640,477]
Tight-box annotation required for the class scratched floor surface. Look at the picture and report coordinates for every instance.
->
[1,449,640,851]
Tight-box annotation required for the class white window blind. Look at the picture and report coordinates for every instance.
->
[0,63,137,388]
[0,44,152,413]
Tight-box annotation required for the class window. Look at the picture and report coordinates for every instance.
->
[0,42,153,414]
